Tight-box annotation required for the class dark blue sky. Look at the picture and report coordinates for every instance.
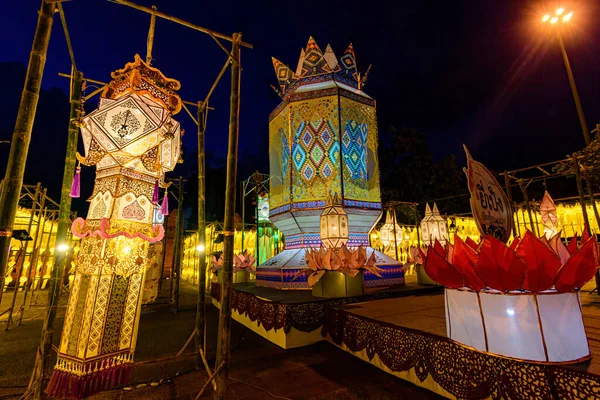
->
[1,0,600,203]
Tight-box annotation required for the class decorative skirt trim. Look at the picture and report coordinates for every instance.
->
[45,355,133,399]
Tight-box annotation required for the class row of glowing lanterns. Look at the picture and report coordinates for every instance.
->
[542,7,573,24]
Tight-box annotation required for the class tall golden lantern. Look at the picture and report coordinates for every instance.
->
[320,193,349,248]
[47,55,181,399]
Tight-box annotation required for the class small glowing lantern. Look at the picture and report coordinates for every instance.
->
[258,195,270,222]
[380,209,402,248]
[420,203,447,246]
[320,193,348,248]
[540,191,558,238]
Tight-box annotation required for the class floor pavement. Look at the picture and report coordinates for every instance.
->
[0,280,442,399]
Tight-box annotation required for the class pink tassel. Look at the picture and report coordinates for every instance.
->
[152,180,159,204]
[161,191,169,215]
[69,166,81,198]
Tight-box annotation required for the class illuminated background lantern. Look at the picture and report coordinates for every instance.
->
[420,203,447,246]
[320,193,349,248]
[48,55,181,398]
[380,209,402,248]
[257,37,404,289]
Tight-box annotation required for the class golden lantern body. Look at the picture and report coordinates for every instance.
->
[320,194,349,248]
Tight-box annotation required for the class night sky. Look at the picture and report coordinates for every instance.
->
[1,0,599,213]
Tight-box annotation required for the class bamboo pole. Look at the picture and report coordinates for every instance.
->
[503,172,517,237]
[583,171,600,231]
[146,5,157,64]
[173,177,184,313]
[214,32,242,400]
[573,156,591,234]
[195,102,207,370]
[518,180,537,235]
[111,0,253,49]
[0,0,55,308]
[32,68,83,397]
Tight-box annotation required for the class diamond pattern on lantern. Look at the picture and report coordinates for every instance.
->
[321,129,332,146]
[302,130,313,147]
[302,164,314,180]
[342,120,367,181]
[292,144,306,170]
[322,161,333,178]
[311,143,324,164]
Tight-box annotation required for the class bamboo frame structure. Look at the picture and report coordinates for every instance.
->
[0,0,55,310]
[214,32,242,399]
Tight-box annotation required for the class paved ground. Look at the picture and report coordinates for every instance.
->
[0,280,441,400]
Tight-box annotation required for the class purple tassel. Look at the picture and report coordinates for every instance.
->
[69,166,81,198]
[152,180,159,204]
[161,191,169,215]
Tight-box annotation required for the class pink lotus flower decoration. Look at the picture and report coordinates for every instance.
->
[422,232,599,293]
[294,245,383,287]
[211,252,256,273]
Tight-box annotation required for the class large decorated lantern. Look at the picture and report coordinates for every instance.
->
[320,193,349,248]
[540,191,558,238]
[380,209,402,248]
[257,37,404,290]
[420,203,447,246]
[422,148,596,364]
[47,55,182,399]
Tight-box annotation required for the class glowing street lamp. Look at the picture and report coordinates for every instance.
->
[541,7,591,145]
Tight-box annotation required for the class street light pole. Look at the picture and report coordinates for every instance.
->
[556,32,590,145]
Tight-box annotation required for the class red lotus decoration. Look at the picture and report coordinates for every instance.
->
[422,232,599,293]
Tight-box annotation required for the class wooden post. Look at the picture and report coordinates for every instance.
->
[173,177,184,312]
[503,172,517,237]
[518,180,537,235]
[391,206,399,261]
[0,0,55,307]
[583,171,600,232]
[195,103,207,368]
[573,156,591,234]
[146,5,157,64]
[240,181,245,254]
[214,32,242,400]
[6,183,40,330]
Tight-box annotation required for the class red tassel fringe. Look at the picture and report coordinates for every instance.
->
[45,361,132,399]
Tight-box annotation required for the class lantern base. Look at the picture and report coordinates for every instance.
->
[311,271,364,298]
[416,264,439,286]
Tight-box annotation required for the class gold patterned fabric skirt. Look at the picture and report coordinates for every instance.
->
[46,235,149,398]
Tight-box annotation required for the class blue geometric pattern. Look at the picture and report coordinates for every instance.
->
[293,119,338,182]
[342,120,368,182]
[280,128,290,177]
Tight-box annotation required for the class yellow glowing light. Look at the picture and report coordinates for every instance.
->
[550,16,559,24]
[123,246,132,255]
[556,8,564,15]
[196,244,205,252]
[56,243,69,252]
[563,12,573,21]
[542,14,550,22]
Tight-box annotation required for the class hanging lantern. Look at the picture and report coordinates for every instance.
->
[258,195,270,222]
[540,191,558,238]
[420,203,448,246]
[320,193,348,248]
[380,209,402,248]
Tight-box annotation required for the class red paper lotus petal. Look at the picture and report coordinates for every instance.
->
[424,245,463,289]
[510,236,520,251]
[446,243,454,264]
[453,235,485,290]
[465,236,479,251]
[516,230,561,292]
[434,240,445,256]
[476,235,527,292]
[555,237,599,292]
[567,233,579,255]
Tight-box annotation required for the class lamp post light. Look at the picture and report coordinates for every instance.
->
[541,7,591,145]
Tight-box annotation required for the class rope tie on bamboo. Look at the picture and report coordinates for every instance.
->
[0,229,13,237]
[222,231,234,236]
